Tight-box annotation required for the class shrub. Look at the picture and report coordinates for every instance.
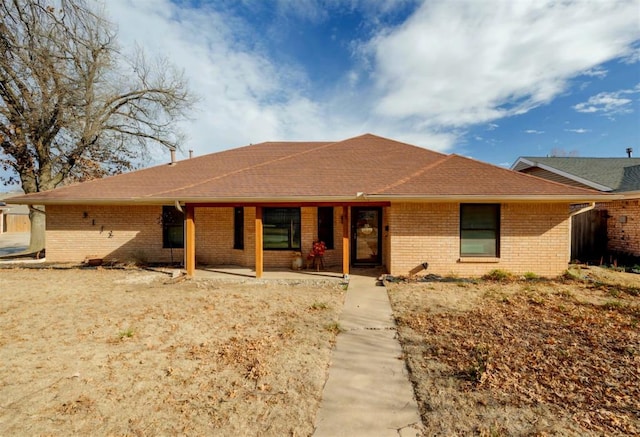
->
[523,271,539,281]
[482,269,514,282]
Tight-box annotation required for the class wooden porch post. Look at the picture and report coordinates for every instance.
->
[255,206,264,278]
[342,205,350,277]
[185,204,196,276]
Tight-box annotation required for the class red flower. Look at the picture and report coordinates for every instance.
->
[309,240,326,258]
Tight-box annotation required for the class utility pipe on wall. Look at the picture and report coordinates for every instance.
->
[174,200,184,213]
[569,202,596,217]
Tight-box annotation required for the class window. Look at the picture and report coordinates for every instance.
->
[162,206,184,248]
[317,207,334,249]
[460,204,500,257]
[233,207,244,250]
[263,208,301,250]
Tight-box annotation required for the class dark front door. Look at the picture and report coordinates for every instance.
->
[351,207,382,266]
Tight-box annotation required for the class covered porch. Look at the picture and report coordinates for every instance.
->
[182,202,389,278]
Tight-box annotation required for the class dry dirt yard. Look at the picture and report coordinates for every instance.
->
[0,267,345,436]
[388,266,640,436]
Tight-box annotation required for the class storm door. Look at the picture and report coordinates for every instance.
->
[351,207,382,266]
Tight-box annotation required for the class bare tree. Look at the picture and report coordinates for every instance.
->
[549,148,580,157]
[0,0,193,253]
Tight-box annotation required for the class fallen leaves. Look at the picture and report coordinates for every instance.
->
[217,336,276,381]
[391,276,640,435]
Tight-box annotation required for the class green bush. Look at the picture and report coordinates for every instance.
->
[523,271,539,280]
[482,269,514,282]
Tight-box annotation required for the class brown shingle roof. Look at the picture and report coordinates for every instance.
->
[7,134,611,204]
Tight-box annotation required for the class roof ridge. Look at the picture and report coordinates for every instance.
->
[372,154,454,194]
[359,133,449,158]
[146,134,436,198]
[145,140,341,198]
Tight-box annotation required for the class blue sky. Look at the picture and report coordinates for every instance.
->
[3,0,640,191]
[120,0,634,166]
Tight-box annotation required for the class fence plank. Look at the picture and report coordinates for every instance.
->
[5,215,31,233]
[571,209,607,262]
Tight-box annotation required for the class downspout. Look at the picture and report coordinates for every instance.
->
[174,200,184,267]
[569,202,596,217]
[174,200,184,213]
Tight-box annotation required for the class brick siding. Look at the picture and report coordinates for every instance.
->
[387,202,571,277]
[46,202,572,276]
[598,199,640,256]
[46,205,184,263]
[46,205,344,268]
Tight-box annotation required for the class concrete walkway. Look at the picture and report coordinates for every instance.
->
[0,232,29,257]
[313,274,422,436]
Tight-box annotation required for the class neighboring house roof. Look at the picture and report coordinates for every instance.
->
[7,134,613,205]
[511,157,640,193]
[0,193,30,214]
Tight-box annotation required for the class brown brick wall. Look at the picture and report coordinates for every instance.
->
[387,202,570,277]
[598,199,640,256]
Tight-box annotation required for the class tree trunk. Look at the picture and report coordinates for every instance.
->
[28,206,46,255]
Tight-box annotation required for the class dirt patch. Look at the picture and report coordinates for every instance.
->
[388,267,640,436]
[0,267,345,436]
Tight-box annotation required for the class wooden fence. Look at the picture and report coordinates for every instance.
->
[3,214,31,233]
[571,209,607,262]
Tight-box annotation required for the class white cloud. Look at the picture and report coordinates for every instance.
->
[621,45,640,64]
[564,128,591,134]
[573,85,640,116]
[102,0,458,160]
[581,67,608,78]
[524,130,545,134]
[105,0,333,160]
[367,0,640,127]
[98,0,639,163]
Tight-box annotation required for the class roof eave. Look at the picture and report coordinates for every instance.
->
[511,158,613,191]
[621,190,640,200]
[4,195,377,206]
[7,193,622,206]
[367,193,623,203]
[510,157,536,171]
